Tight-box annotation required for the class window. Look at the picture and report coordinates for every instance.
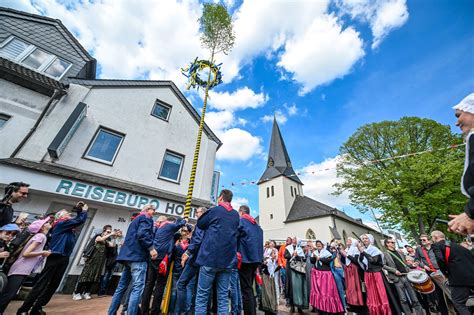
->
[266,187,270,198]
[151,100,171,121]
[271,185,274,196]
[306,229,316,239]
[0,36,72,79]
[270,214,273,220]
[291,186,294,197]
[0,114,10,128]
[159,151,184,182]
[84,128,124,164]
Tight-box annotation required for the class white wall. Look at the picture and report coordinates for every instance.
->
[0,79,49,157]
[335,217,385,247]
[13,84,218,202]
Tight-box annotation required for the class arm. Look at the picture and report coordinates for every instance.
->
[96,232,113,243]
[319,257,332,264]
[196,209,213,230]
[347,255,359,264]
[284,249,291,260]
[57,211,87,230]
[186,228,204,257]
[465,135,474,219]
[432,243,447,274]
[360,251,383,265]
[137,218,154,251]
[22,241,49,258]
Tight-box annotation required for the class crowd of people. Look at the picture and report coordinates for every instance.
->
[0,95,473,315]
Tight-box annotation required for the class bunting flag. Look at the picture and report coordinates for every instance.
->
[219,143,465,188]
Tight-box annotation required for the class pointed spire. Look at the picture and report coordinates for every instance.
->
[258,117,303,184]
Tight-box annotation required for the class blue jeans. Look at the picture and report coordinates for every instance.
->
[176,264,199,314]
[107,261,147,315]
[99,266,115,295]
[229,269,242,315]
[168,272,181,314]
[195,266,232,315]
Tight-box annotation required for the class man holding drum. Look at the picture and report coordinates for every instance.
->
[383,238,424,315]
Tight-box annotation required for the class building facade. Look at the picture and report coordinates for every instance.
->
[258,118,385,246]
[0,7,220,291]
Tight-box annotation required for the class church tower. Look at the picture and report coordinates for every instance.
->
[258,118,303,240]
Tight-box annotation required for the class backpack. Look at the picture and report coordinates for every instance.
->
[4,228,34,268]
[82,234,100,259]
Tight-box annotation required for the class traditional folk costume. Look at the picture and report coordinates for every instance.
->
[284,242,308,311]
[261,255,279,314]
[310,245,344,314]
[343,239,366,313]
[358,235,392,315]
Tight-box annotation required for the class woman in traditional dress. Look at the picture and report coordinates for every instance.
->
[73,225,115,300]
[310,240,344,315]
[340,237,367,314]
[261,247,280,314]
[357,234,391,315]
[284,237,308,313]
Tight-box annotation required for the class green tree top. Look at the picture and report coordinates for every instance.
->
[199,3,235,56]
[334,117,465,242]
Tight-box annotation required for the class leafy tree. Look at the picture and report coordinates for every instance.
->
[334,117,465,242]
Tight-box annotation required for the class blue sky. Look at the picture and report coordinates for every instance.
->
[6,0,473,226]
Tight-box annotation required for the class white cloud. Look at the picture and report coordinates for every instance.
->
[216,128,263,161]
[205,110,235,133]
[208,87,269,111]
[298,156,351,208]
[285,103,298,116]
[277,14,365,94]
[336,0,409,49]
[232,196,249,210]
[261,110,288,125]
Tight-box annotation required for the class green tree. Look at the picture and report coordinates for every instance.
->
[334,117,465,242]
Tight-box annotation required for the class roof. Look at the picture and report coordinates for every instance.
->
[0,7,96,79]
[68,78,222,149]
[0,158,214,208]
[0,57,68,96]
[285,195,381,234]
[258,117,302,185]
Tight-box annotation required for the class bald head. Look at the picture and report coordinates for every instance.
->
[431,230,446,243]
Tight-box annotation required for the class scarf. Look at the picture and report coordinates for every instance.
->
[461,132,474,198]
[313,247,332,268]
[346,239,360,266]
[241,213,256,224]
[219,201,233,211]
[286,244,304,258]
[359,234,383,271]
[180,239,189,251]
[266,258,278,277]
[157,220,171,229]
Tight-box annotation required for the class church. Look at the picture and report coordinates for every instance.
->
[258,118,385,246]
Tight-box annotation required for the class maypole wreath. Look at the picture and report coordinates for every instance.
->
[181,57,223,90]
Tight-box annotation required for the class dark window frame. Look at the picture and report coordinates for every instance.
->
[158,150,185,184]
[266,187,270,198]
[0,113,11,128]
[151,99,172,122]
[271,185,274,196]
[83,126,125,166]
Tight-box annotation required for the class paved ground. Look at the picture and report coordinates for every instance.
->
[5,294,299,314]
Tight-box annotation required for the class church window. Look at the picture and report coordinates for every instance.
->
[266,187,270,198]
[271,186,274,196]
[343,230,347,243]
[291,186,294,197]
[270,214,273,219]
[306,229,316,239]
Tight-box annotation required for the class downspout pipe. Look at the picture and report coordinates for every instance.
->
[10,88,68,158]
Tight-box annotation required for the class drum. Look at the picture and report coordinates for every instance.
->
[430,271,452,301]
[407,270,435,294]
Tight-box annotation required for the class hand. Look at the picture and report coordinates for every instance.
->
[0,251,10,258]
[181,253,189,267]
[395,270,402,276]
[424,265,431,272]
[42,250,51,257]
[448,213,474,236]
[150,248,158,260]
[413,261,419,267]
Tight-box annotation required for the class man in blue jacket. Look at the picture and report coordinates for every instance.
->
[141,216,186,315]
[194,190,240,314]
[238,205,263,315]
[17,202,88,315]
[107,204,157,315]
[176,207,207,314]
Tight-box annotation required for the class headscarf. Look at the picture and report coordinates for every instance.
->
[28,218,50,234]
[346,238,360,266]
[312,241,332,268]
[453,93,474,114]
[359,234,383,270]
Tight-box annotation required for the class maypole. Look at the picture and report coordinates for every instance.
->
[181,3,235,219]
[162,4,235,313]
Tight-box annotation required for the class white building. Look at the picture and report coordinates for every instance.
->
[258,118,385,246]
[0,7,221,292]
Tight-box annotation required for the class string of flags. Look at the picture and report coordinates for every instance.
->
[219,143,465,188]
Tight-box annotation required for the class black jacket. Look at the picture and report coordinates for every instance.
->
[0,203,13,227]
[462,134,474,219]
[432,240,474,287]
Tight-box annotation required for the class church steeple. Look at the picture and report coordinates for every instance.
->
[258,117,303,185]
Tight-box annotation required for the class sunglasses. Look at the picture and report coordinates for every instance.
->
[387,241,395,244]
[421,239,428,242]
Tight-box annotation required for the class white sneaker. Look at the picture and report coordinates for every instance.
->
[72,293,82,301]
[83,292,92,300]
